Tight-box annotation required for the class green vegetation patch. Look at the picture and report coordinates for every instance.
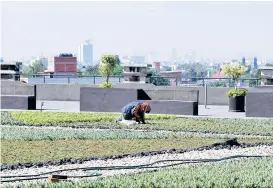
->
[1,137,271,165]
[2,111,175,125]
[2,126,273,142]
[133,118,273,135]
[2,111,273,135]
[1,138,223,165]
[7,158,273,188]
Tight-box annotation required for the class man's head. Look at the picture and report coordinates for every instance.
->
[141,103,151,113]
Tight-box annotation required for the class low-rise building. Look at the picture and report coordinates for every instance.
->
[122,64,148,83]
[0,62,21,81]
[160,71,182,85]
[259,66,273,85]
[46,53,77,77]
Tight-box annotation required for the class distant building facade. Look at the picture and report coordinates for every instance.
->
[122,64,148,83]
[152,62,161,72]
[242,57,246,66]
[78,40,93,66]
[160,71,182,85]
[253,57,258,69]
[46,54,77,77]
[259,66,273,85]
[0,62,21,81]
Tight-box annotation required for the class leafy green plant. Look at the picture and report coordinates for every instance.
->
[99,55,117,84]
[148,70,170,86]
[99,81,114,88]
[226,88,248,98]
[222,63,248,97]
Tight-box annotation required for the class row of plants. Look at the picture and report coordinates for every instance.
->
[0,111,175,126]
[2,112,273,135]
[5,158,273,188]
[2,126,272,141]
[1,138,224,165]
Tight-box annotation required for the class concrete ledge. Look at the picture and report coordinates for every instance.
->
[149,100,198,116]
[1,95,36,110]
[246,90,273,118]
[80,87,198,115]
[80,87,138,112]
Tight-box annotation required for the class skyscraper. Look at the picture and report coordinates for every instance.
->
[253,57,258,69]
[242,57,246,66]
[78,40,93,66]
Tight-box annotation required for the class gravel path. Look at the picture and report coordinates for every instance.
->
[2,145,273,187]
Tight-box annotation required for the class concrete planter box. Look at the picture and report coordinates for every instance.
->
[246,89,273,117]
[1,95,36,110]
[80,87,199,115]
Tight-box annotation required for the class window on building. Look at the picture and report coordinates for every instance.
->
[130,76,140,82]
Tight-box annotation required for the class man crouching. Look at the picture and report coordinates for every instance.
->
[121,102,151,124]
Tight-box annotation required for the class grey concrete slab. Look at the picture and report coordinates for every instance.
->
[149,100,198,115]
[246,90,273,118]
[80,87,138,112]
[1,95,36,110]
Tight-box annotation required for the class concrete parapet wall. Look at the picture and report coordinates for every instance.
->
[1,82,35,95]
[1,81,233,105]
[80,87,138,112]
[149,100,198,115]
[36,84,97,101]
[80,87,198,115]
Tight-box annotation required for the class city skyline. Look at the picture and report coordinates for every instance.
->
[1,1,273,62]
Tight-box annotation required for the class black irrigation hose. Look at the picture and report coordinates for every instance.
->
[1,155,272,183]
[0,174,103,183]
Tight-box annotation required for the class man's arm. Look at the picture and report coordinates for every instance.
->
[134,105,146,124]
[133,104,141,120]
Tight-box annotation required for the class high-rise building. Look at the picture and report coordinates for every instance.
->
[253,57,258,69]
[152,62,161,72]
[171,48,177,62]
[78,40,93,66]
[242,57,246,66]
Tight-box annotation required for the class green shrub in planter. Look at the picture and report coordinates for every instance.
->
[99,82,114,88]
[226,88,248,98]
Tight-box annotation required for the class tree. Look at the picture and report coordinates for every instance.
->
[222,63,248,90]
[112,64,123,76]
[85,65,100,76]
[22,60,45,76]
[148,70,170,86]
[177,63,208,81]
[99,55,117,84]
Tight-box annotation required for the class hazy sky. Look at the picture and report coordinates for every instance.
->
[1,1,273,61]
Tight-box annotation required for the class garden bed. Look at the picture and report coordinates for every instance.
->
[1,111,272,187]
[2,111,273,136]
[2,148,273,188]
